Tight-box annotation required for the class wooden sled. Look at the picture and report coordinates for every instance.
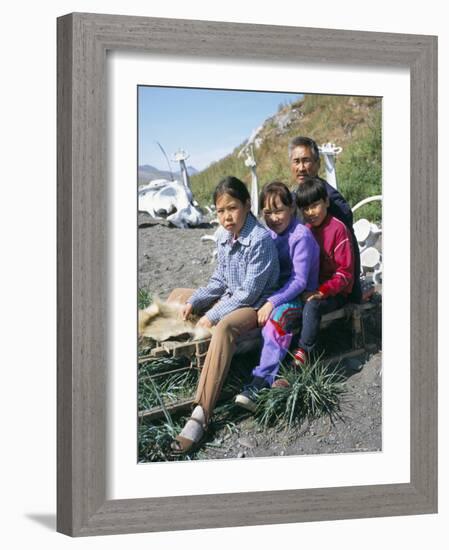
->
[138,298,381,421]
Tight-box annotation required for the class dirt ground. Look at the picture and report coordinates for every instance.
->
[138,219,382,460]
[138,216,218,297]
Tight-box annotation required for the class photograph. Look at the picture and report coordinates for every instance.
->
[137,86,383,462]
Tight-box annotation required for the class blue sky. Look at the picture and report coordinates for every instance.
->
[138,86,303,171]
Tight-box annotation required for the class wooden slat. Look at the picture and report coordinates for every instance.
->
[138,397,196,421]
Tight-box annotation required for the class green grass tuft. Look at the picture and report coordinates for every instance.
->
[138,367,199,411]
[138,416,192,462]
[137,363,250,462]
[254,356,346,430]
[138,288,152,309]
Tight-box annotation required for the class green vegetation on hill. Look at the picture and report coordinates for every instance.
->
[189,95,382,222]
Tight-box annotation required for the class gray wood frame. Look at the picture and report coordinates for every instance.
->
[57,12,438,537]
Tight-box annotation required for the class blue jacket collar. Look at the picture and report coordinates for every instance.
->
[218,213,256,246]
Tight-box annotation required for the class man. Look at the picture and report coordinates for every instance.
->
[289,136,362,303]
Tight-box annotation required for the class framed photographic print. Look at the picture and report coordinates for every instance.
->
[57,12,437,536]
[135,86,382,465]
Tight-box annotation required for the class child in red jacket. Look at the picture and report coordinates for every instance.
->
[293,176,354,364]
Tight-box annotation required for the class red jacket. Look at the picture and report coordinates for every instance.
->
[307,214,354,297]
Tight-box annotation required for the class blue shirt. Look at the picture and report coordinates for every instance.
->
[188,213,280,324]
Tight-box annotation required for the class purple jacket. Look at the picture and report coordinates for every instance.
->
[268,218,320,308]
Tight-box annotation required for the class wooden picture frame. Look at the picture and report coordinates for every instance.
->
[57,12,437,536]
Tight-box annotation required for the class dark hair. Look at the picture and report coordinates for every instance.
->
[213,176,251,206]
[259,181,293,212]
[295,177,328,209]
[288,136,320,162]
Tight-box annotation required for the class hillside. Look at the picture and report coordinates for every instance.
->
[190,95,382,221]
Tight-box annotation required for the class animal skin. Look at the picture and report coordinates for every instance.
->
[138,298,212,342]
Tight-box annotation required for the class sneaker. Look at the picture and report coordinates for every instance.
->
[292,347,308,367]
[235,389,258,412]
[235,377,267,412]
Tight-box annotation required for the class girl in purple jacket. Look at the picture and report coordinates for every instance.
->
[235,181,320,412]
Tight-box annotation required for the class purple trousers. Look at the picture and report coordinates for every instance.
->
[252,301,302,385]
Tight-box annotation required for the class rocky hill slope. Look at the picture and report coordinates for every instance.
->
[190,94,382,221]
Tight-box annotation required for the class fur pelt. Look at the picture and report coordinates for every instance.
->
[138,298,212,342]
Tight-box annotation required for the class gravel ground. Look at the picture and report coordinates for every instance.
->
[138,217,217,297]
[138,219,382,460]
[195,352,382,460]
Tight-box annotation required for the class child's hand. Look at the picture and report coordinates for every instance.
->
[257,301,274,326]
[196,315,213,330]
[304,291,324,302]
[181,303,193,320]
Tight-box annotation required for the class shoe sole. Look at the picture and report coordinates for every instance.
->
[272,379,290,388]
[235,394,257,412]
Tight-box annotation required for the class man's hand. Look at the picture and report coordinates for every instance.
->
[181,303,193,320]
[302,291,324,302]
[257,301,274,327]
[196,315,213,330]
